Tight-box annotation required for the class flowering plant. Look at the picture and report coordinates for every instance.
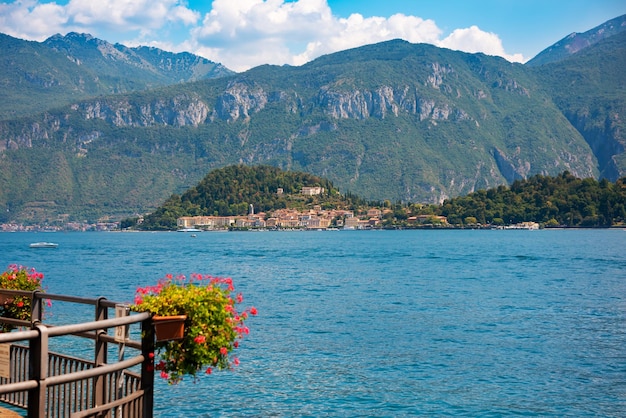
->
[132,273,257,384]
[0,265,46,332]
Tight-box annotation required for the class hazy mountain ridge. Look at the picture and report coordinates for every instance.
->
[0,32,233,120]
[0,17,624,223]
[527,14,626,66]
[43,32,233,83]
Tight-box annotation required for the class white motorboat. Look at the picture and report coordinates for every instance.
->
[29,242,59,248]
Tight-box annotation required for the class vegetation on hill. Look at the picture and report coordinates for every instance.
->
[134,166,626,230]
[137,165,368,230]
[436,172,626,227]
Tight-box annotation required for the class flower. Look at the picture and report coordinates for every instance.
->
[132,273,256,384]
[0,265,47,332]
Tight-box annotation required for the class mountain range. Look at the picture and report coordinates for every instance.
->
[0,15,624,224]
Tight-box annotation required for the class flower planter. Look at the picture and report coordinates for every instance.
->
[152,315,187,342]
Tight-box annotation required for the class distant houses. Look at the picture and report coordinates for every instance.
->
[177,207,354,230]
[177,186,449,231]
[300,186,324,196]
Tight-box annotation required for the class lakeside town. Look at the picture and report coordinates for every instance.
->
[1,184,546,232]
[173,186,448,230]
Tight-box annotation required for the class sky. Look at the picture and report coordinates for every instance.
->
[1,0,624,72]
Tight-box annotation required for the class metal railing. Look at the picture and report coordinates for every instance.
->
[0,289,155,418]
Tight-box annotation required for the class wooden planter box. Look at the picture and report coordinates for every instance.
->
[152,315,187,342]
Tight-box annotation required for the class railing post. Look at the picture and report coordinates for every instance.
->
[94,297,108,408]
[28,322,48,418]
[31,290,43,324]
[141,316,155,418]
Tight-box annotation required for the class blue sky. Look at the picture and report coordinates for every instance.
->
[1,0,624,71]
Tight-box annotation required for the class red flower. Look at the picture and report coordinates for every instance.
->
[220,347,228,356]
[250,307,258,316]
[16,301,24,308]
[194,335,206,344]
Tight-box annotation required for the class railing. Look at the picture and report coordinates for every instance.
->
[0,289,155,418]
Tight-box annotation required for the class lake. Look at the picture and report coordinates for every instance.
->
[1,229,625,416]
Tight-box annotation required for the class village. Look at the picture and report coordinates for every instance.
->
[176,186,449,231]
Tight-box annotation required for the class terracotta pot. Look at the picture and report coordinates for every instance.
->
[152,315,187,342]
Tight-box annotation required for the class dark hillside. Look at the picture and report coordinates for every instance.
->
[533,31,626,180]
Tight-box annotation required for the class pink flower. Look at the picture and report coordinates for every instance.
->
[160,371,169,379]
[194,335,206,344]
[236,293,244,303]
[250,307,258,316]
[233,357,240,366]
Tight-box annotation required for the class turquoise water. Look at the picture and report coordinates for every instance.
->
[1,229,625,417]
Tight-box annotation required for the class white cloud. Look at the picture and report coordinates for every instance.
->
[0,0,526,71]
[189,1,523,71]
[66,0,199,29]
[291,13,442,67]
[0,0,67,40]
[0,0,198,41]
[439,26,525,63]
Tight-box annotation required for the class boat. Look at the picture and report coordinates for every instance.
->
[29,242,59,248]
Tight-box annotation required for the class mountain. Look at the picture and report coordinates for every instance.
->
[532,30,626,180]
[0,16,624,224]
[527,14,626,66]
[0,32,233,120]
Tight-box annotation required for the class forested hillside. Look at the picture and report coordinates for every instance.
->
[137,166,626,230]
[138,165,365,230]
[437,172,626,227]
